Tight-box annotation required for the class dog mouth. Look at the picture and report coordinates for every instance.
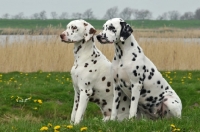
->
[61,39,81,43]
[96,35,113,44]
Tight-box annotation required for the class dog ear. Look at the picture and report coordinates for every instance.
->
[120,22,133,42]
[83,22,96,42]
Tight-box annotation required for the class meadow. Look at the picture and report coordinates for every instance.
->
[0,71,200,131]
[0,19,200,131]
[0,19,200,32]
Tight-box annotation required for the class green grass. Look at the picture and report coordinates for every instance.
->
[0,19,200,29]
[0,71,200,131]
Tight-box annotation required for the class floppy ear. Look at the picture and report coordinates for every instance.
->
[120,22,133,42]
[83,22,96,42]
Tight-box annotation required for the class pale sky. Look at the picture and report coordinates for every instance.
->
[0,0,199,19]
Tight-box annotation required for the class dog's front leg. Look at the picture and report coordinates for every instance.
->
[74,88,92,124]
[70,90,79,124]
[129,82,142,119]
[110,85,121,120]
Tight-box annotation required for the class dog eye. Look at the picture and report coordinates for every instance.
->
[108,26,115,30]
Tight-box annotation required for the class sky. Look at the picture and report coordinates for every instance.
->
[0,0,199,19]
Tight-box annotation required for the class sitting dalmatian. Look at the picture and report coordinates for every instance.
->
[96,18,182,120]
[60,19,130,124]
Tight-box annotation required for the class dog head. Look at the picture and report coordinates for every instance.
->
[96,18,133,44]
[60,19,96,43]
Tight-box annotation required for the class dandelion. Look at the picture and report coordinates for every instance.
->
[33,107,38,110]
[80,127,88,131]
[37,99,43,104]
[40,126,48,131]
[66,78,69,81]
[171,124,175,128]
[54,125,61,130]
[48,123,52,127]
[66,125,73,129]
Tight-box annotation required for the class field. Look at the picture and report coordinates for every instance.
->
[0,19,200,131]
[0,71,200,131]
[0,19,200,32]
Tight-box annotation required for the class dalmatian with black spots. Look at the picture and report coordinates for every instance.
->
[60,19,130,124]
[96,18,182,120]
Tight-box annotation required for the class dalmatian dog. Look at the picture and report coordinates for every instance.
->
[60,19,130,124]
[96,18,182,120]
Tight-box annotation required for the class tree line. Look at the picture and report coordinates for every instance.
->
[1,6,200,20]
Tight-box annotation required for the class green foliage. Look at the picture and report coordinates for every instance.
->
[0,71,200,131]
[0,19,200,29]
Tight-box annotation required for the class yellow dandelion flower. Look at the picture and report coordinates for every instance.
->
[48,123,52,127]
[169,81,172,84]
[33,107,38,110]
[176,128,181,131]
[54,130,59,132]
[80,127,88,131]
[66,78,69,81]
[11,96,14,99]
[34,99,37,102]
[170,124,176,128]
[38,99,43,104]
[40,126,48,131]
[54,125,61,130]
[66,125,73,129]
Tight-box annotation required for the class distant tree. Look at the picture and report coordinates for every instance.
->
[180,12,194,20]
[168,10,181,20]
[59,12,69,19]
[39,10,47,20]
[72,12,82,19]
[2,13,10,19]
[119,7,134,20]
[157,12,169,20]
[194,8,200,19]
[31,13,40,19]
[103,6,118,19]
[12,12,24,19]
[51,11,58,19]
[133,9,152,20]
[82,9,95,19]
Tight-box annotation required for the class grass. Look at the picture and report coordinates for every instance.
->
[0,71,200,131]
[1,19,200,30]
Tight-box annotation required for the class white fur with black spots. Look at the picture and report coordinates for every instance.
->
[97,18,182,120]
[60,19,130,124]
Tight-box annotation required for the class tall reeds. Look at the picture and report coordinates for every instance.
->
[0,29,200,72]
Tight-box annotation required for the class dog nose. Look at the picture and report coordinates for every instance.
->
[96,35,102,40]
[60,34,65,39]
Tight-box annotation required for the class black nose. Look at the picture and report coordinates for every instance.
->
[96,35,102,41]
[60,34,65,39]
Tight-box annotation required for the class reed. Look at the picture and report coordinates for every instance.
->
[0,30,200,72]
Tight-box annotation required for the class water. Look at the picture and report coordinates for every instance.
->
[0,35,200,45]
[139,38,200,43]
